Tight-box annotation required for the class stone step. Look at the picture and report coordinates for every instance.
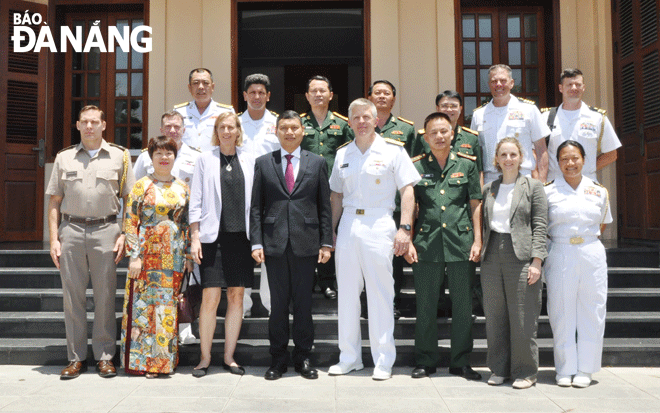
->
[1,287,658,313]
[1,337,659,368]
[1,311,658,340]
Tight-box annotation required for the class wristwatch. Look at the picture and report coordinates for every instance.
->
[399,224,411,231]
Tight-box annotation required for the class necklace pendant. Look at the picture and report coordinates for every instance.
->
[226,164,232,172]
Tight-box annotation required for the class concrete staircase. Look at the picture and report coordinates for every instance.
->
[0,243,659,368]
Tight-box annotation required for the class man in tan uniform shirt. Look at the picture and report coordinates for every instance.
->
[46,105,135,380]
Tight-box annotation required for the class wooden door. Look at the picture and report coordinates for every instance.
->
[0,0,47,241]
[613,0,660,240]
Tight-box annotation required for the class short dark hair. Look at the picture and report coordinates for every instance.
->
[148,135,178,159]
[560,68,584,83]
[244,73,271,92]
[276,110,303,128]
[188,68,213,84]
[79,105,105,121]
[423,112,452,130]
[435,90,463,107]
[369,80,396,97]
[556,139,586,161]
[306,75,332,92]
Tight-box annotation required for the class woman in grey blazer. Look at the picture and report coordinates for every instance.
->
[480,137,548,389]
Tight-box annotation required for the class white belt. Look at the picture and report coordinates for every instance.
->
[343,208,392,216]
[550,235,598,245]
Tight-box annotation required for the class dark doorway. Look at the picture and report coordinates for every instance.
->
[235,1,366,116]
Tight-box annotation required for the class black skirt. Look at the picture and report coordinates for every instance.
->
[199,231,253,288]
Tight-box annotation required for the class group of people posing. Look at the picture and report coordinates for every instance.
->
[47,64,619,389]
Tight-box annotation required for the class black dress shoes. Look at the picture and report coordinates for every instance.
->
[411,365,437,378]
[264,364,287,380]
[294,359,318,380]
[323,287,337,300]
[449,365,482,381]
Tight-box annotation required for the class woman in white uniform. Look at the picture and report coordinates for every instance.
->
[544,140,612,388]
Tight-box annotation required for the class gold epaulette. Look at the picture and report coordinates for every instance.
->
[332,112,348,121]
[141,148,148,153]
[593,181,606,188]
[544,180,554,186]
[300,113,307,118]
[417,129,425,135]
[589,106,607,116]
[57,144,77,154]
[174,101,189,109]
[541,107,551,113]
[109,142,128,151]
[216,102,234,109]
[456,151,477,161]
[237,111,244,116]
[269,110,279,117]
[411,153,426,163]
[461,126,478,135]
[397,116,414,125]
[473,101,489,112]
[384,137,405,147]
[336,141,351,151]
[519,97,536,105]
[190,146,202,152]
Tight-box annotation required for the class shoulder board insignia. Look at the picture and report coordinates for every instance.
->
[57,144,77,154]
[174,101,189,109]
[411,153,427,163]
[336,141,351,151]
[216,102,234,109]
[473,101,489,112]
[462,126,478,135]
[519,97,536,105]
[109,142,128,151]
[456,151,476,161]
[190,146,202,153]
[332,112,348,121]
[237,111,244,116]
[544,180,555,187]
[300,113,307,117]
[540,107,551,113]
[141,148,148,153]
[593,181,606,189]
[384,137,405,147]
[417,129,425,135]
[397,116,414,125]
[269,110,279,116]
[589,106,607,115]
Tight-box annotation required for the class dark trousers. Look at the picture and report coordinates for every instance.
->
[392,212,404,307]
[266,244,316,365]
[315,253,336,290]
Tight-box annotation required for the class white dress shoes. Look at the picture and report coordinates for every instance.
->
[487,374,507,385]
[178,323,196,345]
[572,372,592,388]
[556,374,572,387]
[328,361,364,376]
[372,366,392,380]
[512,378,536,389]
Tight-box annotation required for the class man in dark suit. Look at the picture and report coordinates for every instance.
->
[250,110,333,380]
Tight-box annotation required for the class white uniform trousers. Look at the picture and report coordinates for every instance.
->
[335,211,396,369]
[243,263,271,315]
[545,238,608,375]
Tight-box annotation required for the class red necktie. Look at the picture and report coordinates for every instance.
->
[285,154,294,193]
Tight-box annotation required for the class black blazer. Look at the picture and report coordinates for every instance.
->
[250,149,333,257]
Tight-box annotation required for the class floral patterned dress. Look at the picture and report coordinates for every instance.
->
[121,175,190,375]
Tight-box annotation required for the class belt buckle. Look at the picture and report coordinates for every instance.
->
[85,217,94,223]
[356,209,365,215]
[570,236,584,245]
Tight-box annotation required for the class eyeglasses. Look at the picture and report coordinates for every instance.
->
[439,103,460,110]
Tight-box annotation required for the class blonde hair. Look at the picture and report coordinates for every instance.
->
[493,137,524,172]
[211,112,244,147]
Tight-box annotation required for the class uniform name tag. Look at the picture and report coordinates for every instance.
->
[330,125,341,130]
[450,172,464,178]
[66,171,77,178]
[340,163,349,168]
[508,111,524,120]
[421,174,433,178]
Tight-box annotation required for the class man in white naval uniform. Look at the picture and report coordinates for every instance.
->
[174,68,234,153]
[133,111,200,185]
[542,68,621,182]
[471,64,550,184]
[238,74,281,317]
[328,98,420,380]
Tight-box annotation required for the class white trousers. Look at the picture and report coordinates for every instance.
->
[335,212,396,369]
[244,263,270,314]
[545,239,608,375]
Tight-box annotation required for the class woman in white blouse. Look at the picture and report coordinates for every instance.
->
[480,137,548,389]
[544,140,612,388]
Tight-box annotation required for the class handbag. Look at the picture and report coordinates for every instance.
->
[177,269,203,324]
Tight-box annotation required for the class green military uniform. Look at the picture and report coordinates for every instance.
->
[411,151,482,368]
[301,111,353,175]
[376,114,415,311]
[412,126,483,173]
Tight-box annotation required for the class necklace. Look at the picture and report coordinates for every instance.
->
[221,152,235,171]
